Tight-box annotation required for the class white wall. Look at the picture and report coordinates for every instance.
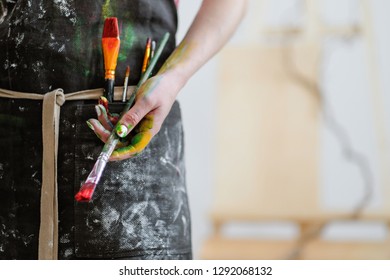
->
[176,0,390,259]
[176,1,216,259]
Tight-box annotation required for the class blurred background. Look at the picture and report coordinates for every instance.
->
[176,0,390,259]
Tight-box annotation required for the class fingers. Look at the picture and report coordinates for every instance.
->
[115,98,152,138]
[97,97,120,126]
[86,118,129,148]
[95,105,114,130]
[86,119,111,143]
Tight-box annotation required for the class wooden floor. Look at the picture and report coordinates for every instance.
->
[201,236,390,260]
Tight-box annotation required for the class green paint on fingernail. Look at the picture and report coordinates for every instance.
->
[86,120,94,131]
[116,124,128,137]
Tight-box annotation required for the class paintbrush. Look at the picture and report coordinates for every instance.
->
[121,66,130,102]
[75,32,170,202]
[141,37,152,76]
[102,17,120,103]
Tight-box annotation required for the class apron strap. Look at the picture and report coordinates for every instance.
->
[39,89,64,259]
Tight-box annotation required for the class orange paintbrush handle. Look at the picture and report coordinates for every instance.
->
[102,37,120,79]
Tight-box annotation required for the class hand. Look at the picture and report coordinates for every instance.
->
[87,73,182,161]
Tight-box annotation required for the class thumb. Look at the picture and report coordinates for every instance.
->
[115,99,150,138]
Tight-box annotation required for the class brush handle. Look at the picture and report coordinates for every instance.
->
[104,78,115,102]
[92,134,118,182]
[75,135,118,202]
[122,77,129,102]
[122,32,170,113]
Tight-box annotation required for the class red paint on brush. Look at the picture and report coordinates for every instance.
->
[74,182,96,202]
[102,17,119,38]
[102,17,120,102]
[102,17,120,79]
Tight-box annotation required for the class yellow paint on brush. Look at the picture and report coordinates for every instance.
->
[102,38,120,79]
[141,38,152,74]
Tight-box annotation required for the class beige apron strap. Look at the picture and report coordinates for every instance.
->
[0,88,45,100]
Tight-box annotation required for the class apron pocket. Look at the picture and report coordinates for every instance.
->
[73,101,190,258]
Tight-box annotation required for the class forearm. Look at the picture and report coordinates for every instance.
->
[158,0,248,89]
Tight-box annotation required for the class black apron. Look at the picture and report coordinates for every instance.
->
[0,0,192,259]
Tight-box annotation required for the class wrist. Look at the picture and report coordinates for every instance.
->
[159,68,188,97]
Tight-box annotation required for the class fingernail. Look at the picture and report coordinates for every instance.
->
[86,120,94,131]
[116,124,128,138]
[95,105,101,117]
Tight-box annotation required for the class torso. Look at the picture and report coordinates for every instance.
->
[0,0,177,93]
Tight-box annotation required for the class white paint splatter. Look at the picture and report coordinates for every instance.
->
[86,153,94,160]
[63,248,72,258]
[3,59,9,70]
[58,44,65,53]
[102,206,120,232]
[60,233,70,243]
[160,156,181,175]
[37,2,47,19]
[53,0,77,24]
[172,200,183,223]
[31,61,43,73]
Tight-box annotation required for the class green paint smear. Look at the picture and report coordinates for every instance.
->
[118,53,127,62]
[102,0,114,19]
[142,76,162,98]
[131,133,144,145]
[84,69,91,77]
[73,24,82,52]
[118,24,136,62]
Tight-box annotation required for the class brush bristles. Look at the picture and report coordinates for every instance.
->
[75,182,96,202]
[103,17,119,38]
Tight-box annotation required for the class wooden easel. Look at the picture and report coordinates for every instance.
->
[201,0,390,260]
